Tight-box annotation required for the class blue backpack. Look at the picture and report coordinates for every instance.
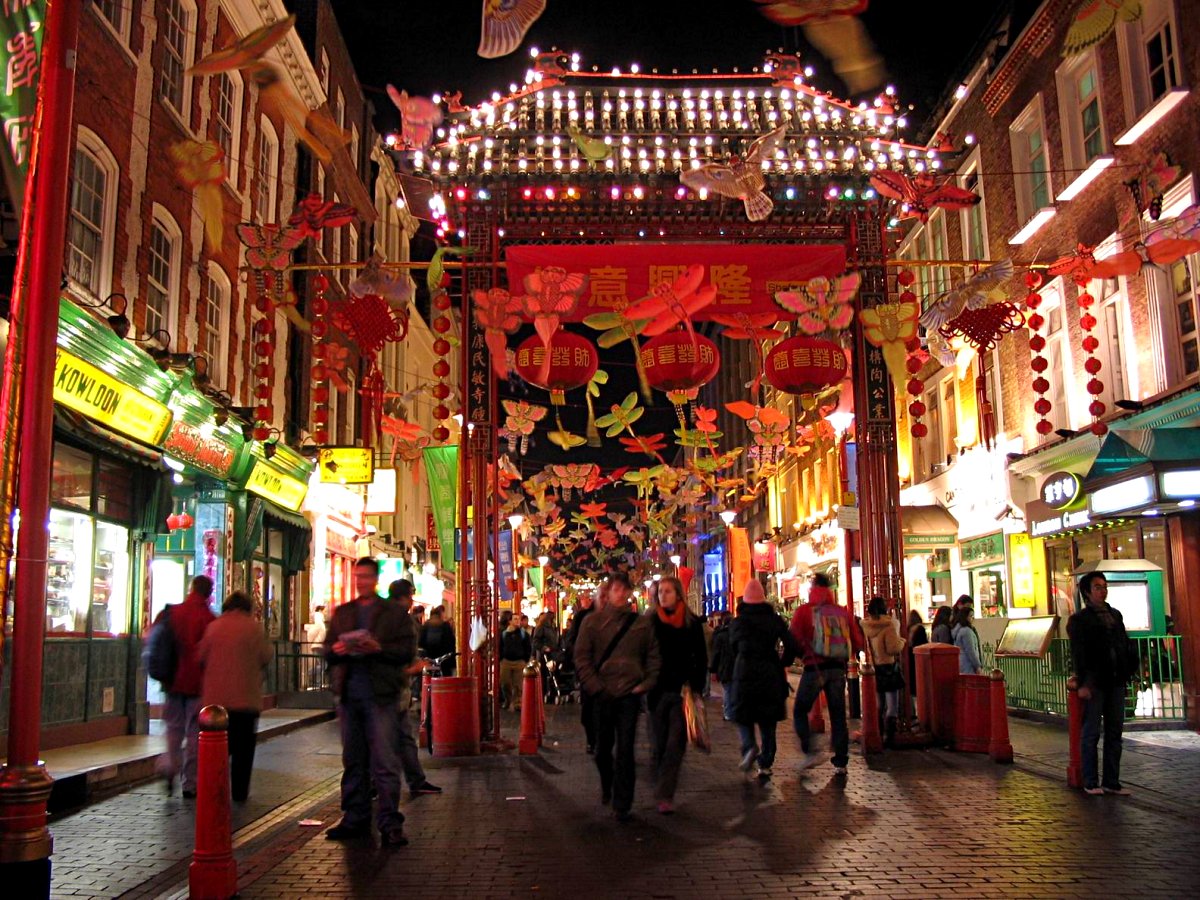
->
[144,606,178,686]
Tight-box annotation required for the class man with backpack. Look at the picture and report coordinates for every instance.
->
[151,575,216,798]
[788,573,864,776]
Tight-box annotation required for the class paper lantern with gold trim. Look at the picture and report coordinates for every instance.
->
[513,331,598,404]
[765,336,846,396]
[639,331,721,394]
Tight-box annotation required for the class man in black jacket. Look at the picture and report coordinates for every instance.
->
[1067,571,1135,796]
[499,616,532,710]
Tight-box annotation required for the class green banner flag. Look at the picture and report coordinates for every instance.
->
[423,445,458,557]
[0,0,46,214]
[527,565,543,597]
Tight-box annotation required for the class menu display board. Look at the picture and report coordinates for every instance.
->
[995,615,1059,658]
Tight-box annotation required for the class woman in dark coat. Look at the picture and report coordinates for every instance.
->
[729,578,799,781]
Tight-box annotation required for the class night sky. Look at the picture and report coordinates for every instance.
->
[334,1,1006,138]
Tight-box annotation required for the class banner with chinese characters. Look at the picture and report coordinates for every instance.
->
[0,0,45,214]
[504,243,846,319]
[423,445,458,555]
[729,526,752,599]
[465,297,492,424]
[497,528,514,602]
[862,345,893,425]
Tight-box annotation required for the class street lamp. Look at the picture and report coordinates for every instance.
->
[669,553,681,570]
[720,509,737,526]
[537,554,550,568]
[507,512,524,531]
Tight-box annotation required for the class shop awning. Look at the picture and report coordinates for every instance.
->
[1081,428,1200,489]
[54,408,166,470]
[263,500,312,532]
[901,505,958,550]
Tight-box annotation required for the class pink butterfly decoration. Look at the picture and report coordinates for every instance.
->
[775,273,861,334]
[386,86,444,150]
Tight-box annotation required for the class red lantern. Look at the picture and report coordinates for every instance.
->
[764,335,847,395]
[513,331,598,404]
[640,331,721,393]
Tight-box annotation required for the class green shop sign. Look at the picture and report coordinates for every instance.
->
[960,532,1005,568]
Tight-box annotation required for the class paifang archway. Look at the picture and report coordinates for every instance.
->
[411,53,937,738]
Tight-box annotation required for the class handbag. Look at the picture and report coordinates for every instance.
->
[866,622,905,692]
[681,684,711,753]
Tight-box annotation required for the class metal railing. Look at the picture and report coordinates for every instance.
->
[268,641,329,694]
[992,636,1187,722]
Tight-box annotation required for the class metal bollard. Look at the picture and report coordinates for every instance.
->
[847,661,861,720]
[1066,676,1083,788]
[859,664,883,754]
[988,669,1014,763]
[518,664,542,755]
[189,705,237,900]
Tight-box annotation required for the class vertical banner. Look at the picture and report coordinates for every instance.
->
[527,564,543,597]
[863,346,894,425]
[465,301,492,425]
[0,0,46,214]
[497,528,514,602]
[423,445,458,555]
[729,526,752,598]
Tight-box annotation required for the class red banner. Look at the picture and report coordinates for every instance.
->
[504,243,846,320]
[729,526,752,599]
[752,541,779,573]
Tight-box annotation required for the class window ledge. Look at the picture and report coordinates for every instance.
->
[1009,207,1057,245]
[1115,87,1189,145]
[1056,156,1115,202]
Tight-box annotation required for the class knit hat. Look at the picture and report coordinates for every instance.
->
[742,578,766,604]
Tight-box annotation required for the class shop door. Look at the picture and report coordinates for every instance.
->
[147,556,192,708]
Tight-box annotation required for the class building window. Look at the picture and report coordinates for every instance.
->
[1095,274,1131,404]
[67,147,109,297]
[254,118,278,223]
[94,0,129,42]
[1170,259,1198,378]
[213,72,242,177]
[1010,97,1052,224]
[1118,0,1184,118]
[958,153,987,260]
[940,376,957,463]
[146,210,181,338]
[159,0,193,116]
[201,266,230,381]
[1057,52,1106,175]
[319,48,330,96]
[1041,281,1073,432]
[316,163,326,200]
[350,124,360,168]
[335,88,345,130]
[348,227,359,276]
[927,211,949,296]
[1143,7,1180,101]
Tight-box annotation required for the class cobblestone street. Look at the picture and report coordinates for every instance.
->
[46,698,1200,899]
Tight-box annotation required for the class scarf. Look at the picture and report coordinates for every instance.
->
[656,603,687,629]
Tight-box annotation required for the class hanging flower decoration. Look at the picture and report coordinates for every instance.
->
[919,259,1014,330]
[774,272,861,334]
[869,171,981,222]
[1075,274,1108,436]
[858,292,921,389]
[473,288,524,378]
[501,399,546,455]
[521,267,590,376]
[169,140,226,253]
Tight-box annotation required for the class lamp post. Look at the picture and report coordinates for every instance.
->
[719,509,737,612]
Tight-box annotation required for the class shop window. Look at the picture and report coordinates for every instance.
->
[1010,96,1053,224]
[93,521,130,636]
[1105,526,1141,559]
[47,509,94,634]
[1141,523,1171,612]
[52,444,93,510]
[95,457,134,523]
[1057,52,1106,173]
[1076,534,1104,569]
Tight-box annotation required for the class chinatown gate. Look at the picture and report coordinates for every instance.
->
[416,53,927,742]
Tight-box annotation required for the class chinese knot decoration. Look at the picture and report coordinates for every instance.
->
[1075,274,1108,436]
[514,331,598,405]
[310,274,332,444]
[1024,271,1054,437]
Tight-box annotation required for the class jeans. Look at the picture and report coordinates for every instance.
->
[721,680,736,722]
[1081,684,1126,790]
[594,694,642,814]
[500,659,526,709]
[226,710,259,802]
[737,720,777,770]
[162,693,202,791]
[395,700,426,788]
[648,693,687,802]
[337,696,405,832]
[793,668,850,767]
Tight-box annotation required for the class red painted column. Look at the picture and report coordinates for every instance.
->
[0,0,84,889]
[988,669,1013,763]
[189,707,237,900]
[859,665,883,754]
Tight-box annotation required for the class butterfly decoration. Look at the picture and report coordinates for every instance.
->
[623,466,667,502]
[774,273,862,334]
[859,297,921,388]
[869,171,981,222]
[380,417,429,468]
[624,265,717,344]
[478,0,547,59]
[918,259,1014,330]
[427,246,476,295]
[550,464,594,501]
[584,466,629,494]
[709,311,787,393]
[190,15,295,74]
[693,406,720,434]
[594,392,645,438]
[726,401,791,466]
[754,2,883,93]
[287,194,358,239]
[1046,243,1098,279]
[386,86,444,151]
[674,427,717,449]
[473,288,525,379]
[567,125,611,162]
[169,140,225,253]
[501,399,546,455]
[1063,0,1143,57]
[680,126,787,221]
[521,266,590,374]
[1149,204,1200,243]
[350,256,414,306]
[584,369,609,447]
[237,222,305,297]
[1125,151,1181,221]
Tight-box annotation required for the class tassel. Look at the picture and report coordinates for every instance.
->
[977,356,996,451]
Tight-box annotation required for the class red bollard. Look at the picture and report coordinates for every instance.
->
[518,665,541,755]
[1066,676,1083,788]
[988,669,1014,763]
[189,705,237,900]
[808,688,826,734]
[859,665,883,754]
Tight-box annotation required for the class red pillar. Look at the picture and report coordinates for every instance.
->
[189,707,237,900]
[0,1,84,890]
[859,665,883,754]
[987,669,1013,763]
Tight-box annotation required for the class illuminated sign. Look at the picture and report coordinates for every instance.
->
[164,420,237,478]
[246,459,308,511]
[364,467,398,515]
[1008,533,1036,608]
[318,447,374,484]
[1089,474,1155,515]
[53,349,172,445]
[1030,507,1091,537]
[1041,471,1082,510]
[1161,468,1200,498]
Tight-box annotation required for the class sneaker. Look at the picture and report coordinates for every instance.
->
[739,745,759,772]
[797,752,824,772]
[325,821,371,841]
[1083,786,1105,796]
[656,800,674,815]
[380,827,409,847]
[756,766,772,782]
[833,766,848,776]
[411,781,443,795]
[181,789,197,800]
[1103,785,1132,796]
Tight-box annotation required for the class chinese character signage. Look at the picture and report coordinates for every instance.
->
[1040,471,1083,510]
[466,301,492,425]
[318,446,374,484]
[0,0,44,214]
[505,244,846,319]
[245,460,308,511]
[863,346,893,425]
[497,528,514,602]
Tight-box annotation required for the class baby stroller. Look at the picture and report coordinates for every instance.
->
[541,648,579,705]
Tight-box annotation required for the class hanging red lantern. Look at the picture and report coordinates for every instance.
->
[1024,271,1054,437]
[640,331,721,392]
[513,331,598,404]
[765,335,847,395]
[1075,274,1107,436]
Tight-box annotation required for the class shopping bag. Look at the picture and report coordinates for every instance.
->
[681,684,712,753]
[469,615,488,652]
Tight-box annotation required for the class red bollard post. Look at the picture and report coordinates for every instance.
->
[988,669,1014,763]
[1066,676,1083,788]
[189,706,237,900]
[518,665,541,755]
[808,688,826,734]
[859,664,883,754]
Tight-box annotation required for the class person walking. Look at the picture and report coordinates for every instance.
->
[499,615,532,710]
[789,573,864,776]
[907,609,929,699]
[730,578,799,782]
[951,605,983,675]
[646,575,708,814]
[157,574,216,799]
[419,604,457,676]
[323,558,414,847]
[862,597,906,748]
[709,613,736,721]
[1068,571,1136,796]
[574,573,661,823]
[197,591,271,802]
[385,580,442,798]
[532,610,561,659]
[930,605,953,644]
[567,584,604,753]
